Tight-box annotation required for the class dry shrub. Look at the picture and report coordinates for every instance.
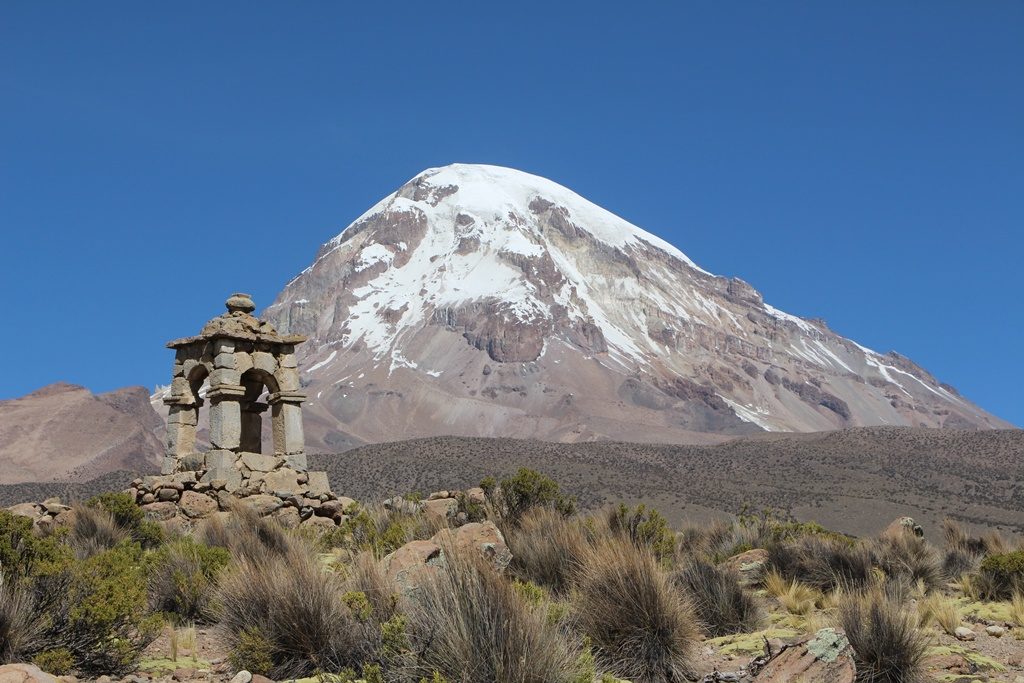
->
[216,541,379,680]
[148,537,231,623]
[0,579,39,664]
[675,520,734,560]
[872,532,942,591]
[199,505,294,562]
[766,536,873,592]
[68,504,130,559]
[1011,591,1024,627]
[505,507,590,594]
[404,545,583,683]
[840,587,929,683]
[675,559,761,636]
[576,540,698,682]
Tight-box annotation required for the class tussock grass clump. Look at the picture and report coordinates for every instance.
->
[505,507,590,594]
[675,559,761,636]
[766,536,873,592]
[216,542,379,679]
[200,505,294,561]
[405,545,584,683]
[0,579,39,664]
[576,540,698,682]
[872,532,942,591]
[917,593,960,635]
[675,520,734,560]
[148,537,231,623]
[68,504,130,559]
[840,588,929,683]
[763,570,819,616]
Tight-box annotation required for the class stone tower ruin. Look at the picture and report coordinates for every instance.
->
[160,293,322,494]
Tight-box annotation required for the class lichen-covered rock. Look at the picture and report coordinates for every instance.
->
[755,628,856,683]
[724,548,769,585]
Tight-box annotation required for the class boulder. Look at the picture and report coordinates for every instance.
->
[6,503,42,520]
[432,520,511,573]
[883,516,923,538]
[305,471,331,497]
[382,539,446,592]
[755,628,856,683]
[954,626,976,641]
[242,494,283,516]
[0,663,60,683]
[301,515,337,531]
[262,468,301,495]
[179,491,218,519]
[423,497,458,523]
[272,506,301,529]
[141,501,179,521]
[466,487,486,505]
[383,496,422,515]
[239,452,278,473]
[986,624,1006,638]
[724,548,769,585]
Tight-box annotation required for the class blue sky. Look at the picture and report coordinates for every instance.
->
[1,2,1021,426]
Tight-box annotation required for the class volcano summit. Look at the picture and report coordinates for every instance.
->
[261,164,1008,450]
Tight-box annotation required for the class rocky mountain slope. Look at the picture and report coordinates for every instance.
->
[262,164,1009,449]
[0,382,162,484]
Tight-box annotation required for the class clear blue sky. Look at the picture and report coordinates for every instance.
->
[1,2,1020,426]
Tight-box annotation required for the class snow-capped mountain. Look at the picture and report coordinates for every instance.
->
[264,163,1010,449]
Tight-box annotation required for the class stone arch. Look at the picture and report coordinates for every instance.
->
[239,368,279,453]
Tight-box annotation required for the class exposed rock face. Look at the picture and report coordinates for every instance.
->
[755,628,856,682]
[0,383,162,485]
[244,163,1008,448]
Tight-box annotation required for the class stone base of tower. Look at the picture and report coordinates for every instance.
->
[129,451,345,530]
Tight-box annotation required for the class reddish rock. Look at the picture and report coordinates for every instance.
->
[755,628,856,683]
[141,501,179,521]
[178,491,218,519]
[382,539,445,592]
[431,520,511,573]
[0,663,60,683]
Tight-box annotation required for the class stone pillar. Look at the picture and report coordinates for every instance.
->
[165,404,198,457]
[208,385,245,451]
[240,401,268,453]
[269,391,306,456]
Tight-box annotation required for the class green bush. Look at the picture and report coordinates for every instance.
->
[33,648,74,675]
[978,550,1024,600]
[607,504,675,562]
[35,542,162,676]
[148,537,231,623]
[0,510,69,582]
[86,492,163,548]
[496,468,576,526]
